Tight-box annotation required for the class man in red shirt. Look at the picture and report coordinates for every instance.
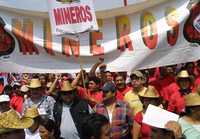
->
[167,70,194,114]
[72,70,103,107]
[114,73,131,101]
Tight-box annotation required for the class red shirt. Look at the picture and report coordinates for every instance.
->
[194,76,200,91]
[167,90,185,114]
[78,87,103,107]
[116,86,131,101]
[10,95,24,113]
[134,111,151,139]
[0,84,4,94]
[159,76,175,98]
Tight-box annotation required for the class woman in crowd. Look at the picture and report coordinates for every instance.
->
[39,118,56,139]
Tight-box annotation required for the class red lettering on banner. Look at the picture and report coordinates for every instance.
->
[70,7,76,24]
[116,16,133,51]
[43,19,54,55]
[141,12,158,49]
[53,5,92,25]
[80,6,87,22]
[85,6,92,21]
[63,8,72,24]
[165,7,179,46]
[62,37,80,57]
[54,8,63,25]
[90,19,104,55]
[75,7,81,23]
[12,19,39,55]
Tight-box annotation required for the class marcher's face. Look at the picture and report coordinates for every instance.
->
[178,78,190,89]
[39,76,46,87]
[106,73,113,82]
[61,91,74,104]
[88,81,98,92]
[131,76,143,88]
[115,76,125,89]
[103,91,115,102]
[0,102,10,113]
[96,72,101,79]
[30,88,43,100]
[141,98,159,110]
[100,123,111,139]
[39,125,50,139]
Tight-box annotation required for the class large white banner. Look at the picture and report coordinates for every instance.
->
[47,0,98,35]
[0,0,199,73]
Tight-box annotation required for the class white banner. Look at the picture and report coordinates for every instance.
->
[47,0,98,35]
[0,0,199,73]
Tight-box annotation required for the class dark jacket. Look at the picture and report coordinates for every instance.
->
[53,97,90,139]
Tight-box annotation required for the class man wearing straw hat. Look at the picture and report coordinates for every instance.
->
[23,78,55,120]
[0,109,33,139]
[167,70,194,114]
[53,80,91,139]
[24,106,43,139]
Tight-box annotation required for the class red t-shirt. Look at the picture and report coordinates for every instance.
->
[134,111,151,139]
[0,84,4,94]
[116,86,131,101]
[10,95,24,113]
[194,76,200,91]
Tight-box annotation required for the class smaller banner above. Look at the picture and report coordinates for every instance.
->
[47,0,98,35]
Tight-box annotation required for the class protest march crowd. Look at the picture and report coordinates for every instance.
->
[0,58,200,139]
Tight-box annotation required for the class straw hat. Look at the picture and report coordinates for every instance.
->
[28,78,42,88]
[20,85,29,93]
[139,86,160,98]
[185,93,200,107]
[0,95,10,103]
[60,80,76,92]
[176,70,193,81]
[23,106,39,118]
[130,71,144,78]
[0,109,33,134]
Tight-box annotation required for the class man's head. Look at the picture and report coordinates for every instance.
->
[130,71,146,89]
[139,86,160,110]
[24,107,41,133]
[176,70,193,90]
[88,76,101,92]
[102,82,116,103]
[28,78,43,100]
[59,80,76,105]
[105,71,113,82]
[82,113,110,139]
[114,74,126,90]
[39,74,48,88]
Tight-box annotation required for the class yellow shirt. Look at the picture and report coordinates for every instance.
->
[124,88,146,115]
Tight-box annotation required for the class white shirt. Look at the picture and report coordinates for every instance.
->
[60,104,80,139]
[25,129,41,139]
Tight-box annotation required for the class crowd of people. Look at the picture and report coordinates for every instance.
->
[0,58,200,139]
